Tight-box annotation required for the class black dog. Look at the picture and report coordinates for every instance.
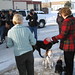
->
[33,40,58,58]
[55,59,63,75]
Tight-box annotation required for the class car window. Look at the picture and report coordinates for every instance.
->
[35,11,45,14]
[18,11,26,16]
[27,10,30,14]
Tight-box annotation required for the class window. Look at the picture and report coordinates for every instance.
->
[34,4,39,11]
[19,11,26,16]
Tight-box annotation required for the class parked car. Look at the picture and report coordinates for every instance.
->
[15,10,47,28]
[45,11,58,26]
[15,10,58,28]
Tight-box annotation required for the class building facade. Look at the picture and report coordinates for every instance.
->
[0,0,13,10]
[42,0,75,10]
[0,0,41,11]
[13,1,41,10]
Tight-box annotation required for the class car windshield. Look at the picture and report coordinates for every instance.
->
[19,11,26,16]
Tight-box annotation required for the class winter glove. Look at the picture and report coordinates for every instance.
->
[52,37,59,44]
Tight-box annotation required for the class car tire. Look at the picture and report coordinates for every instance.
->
[38,20,45,28]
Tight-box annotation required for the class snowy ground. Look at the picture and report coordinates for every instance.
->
[0,25,75,75]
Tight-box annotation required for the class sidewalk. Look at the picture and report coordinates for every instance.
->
[0,42,75,75]
[0,43,16,74]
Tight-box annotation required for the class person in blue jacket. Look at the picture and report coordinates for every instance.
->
[7,14,36,75]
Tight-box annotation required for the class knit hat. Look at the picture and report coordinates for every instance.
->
[30,9,34,12]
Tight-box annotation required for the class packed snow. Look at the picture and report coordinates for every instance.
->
[0,25,75,75]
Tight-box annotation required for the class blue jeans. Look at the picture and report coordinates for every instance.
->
[0,26,5,41]
[29,26,37,40]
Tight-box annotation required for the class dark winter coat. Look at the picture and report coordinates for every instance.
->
[0,14,6,26]
[0,14,1,26]
[26,13,38,27]
[56,13,64,33]
[6,13,14,28]
[53,15,75,51]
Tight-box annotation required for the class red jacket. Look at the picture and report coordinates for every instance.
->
[54,15,75,51]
